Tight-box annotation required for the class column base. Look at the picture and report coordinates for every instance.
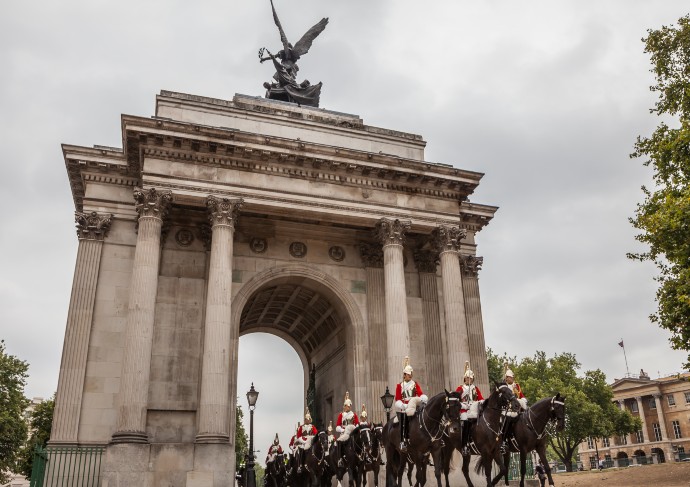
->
[188,443,234,487]
[195,433,230,444]
[110,431,149,444]
[102,443,154,487]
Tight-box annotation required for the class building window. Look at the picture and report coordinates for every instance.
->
[679,446,686,455]
[602,437,610,447]
[620,434,627,445]
[649,398,656,409]
[631,401,639,413]
[636,430,644,443]
[587,437,595,449]
[589,456,597,470]
[653,423,662,442]
[684,392,690,404]
[672,420,682,439]
[668,394,676,406]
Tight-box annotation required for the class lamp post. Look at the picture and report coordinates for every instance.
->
[380,386,394,421]
[246,383,259,487]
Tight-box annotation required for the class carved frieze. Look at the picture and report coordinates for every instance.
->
[175,229,195,247]
[206,196,244,229]
[432,225,466,253]
[133,188,172,221]
[358,243,383,268]
[375,218,411,247]
[289,242,308,258]
[250,238,268,254]
[460,255,484,278]
[328,246,346,262]
[413,250,439,273]
[75,211,113,241]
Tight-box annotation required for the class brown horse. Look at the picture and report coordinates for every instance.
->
[440,382,521,487]
[382,390,462,487]
[500,394,566,487]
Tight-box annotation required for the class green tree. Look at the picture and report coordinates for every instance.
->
[18,396,55,479]
[629,14,690,369]
[235,404,249,468]
[485,348,516,385]
[506,351,640,471]
[0,340,30,484]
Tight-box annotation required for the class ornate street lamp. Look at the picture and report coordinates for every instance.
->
[246,383,259,487]
[380,386,394,420]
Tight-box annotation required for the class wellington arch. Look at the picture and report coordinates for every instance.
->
[49,91,497,486]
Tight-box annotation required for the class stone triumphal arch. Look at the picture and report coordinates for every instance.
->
[51,91,496,486]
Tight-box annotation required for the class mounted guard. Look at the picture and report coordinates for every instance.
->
[266,433,284,464]
[456,360,484,455]
[359,404,369,426]
[335,391,359,467]
[293,408,318,473]
[394,356,428,452]
[502,362,527,453]
[326,421,336,454]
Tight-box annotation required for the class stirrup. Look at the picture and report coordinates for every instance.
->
[461,446,469,456]
[400,441,408,452]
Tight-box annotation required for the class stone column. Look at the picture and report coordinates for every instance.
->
[617,400,631,445]
[375,218,411,391]
[460,255,489,396]
[360,243,387,424]
[635,396,649,443]
[414,250,446,395]
[432,225,469,389]
[653,394,669,441]
[196,196,243,443]
[51,211,113,444]
[111,188,171,443]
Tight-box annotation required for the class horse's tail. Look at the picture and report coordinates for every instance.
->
[474,457,485,476]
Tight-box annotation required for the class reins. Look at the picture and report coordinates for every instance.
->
[526,396,563,440]
[421,395,459,442]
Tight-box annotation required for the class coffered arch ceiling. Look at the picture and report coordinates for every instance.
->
[239,282,345,356]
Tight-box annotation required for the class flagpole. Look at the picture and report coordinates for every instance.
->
[620,338,630,376]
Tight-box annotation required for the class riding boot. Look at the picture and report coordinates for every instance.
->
[461,421,470,456]
[296,449,303,473]
[337,441,344,467]
[398,412,408,452]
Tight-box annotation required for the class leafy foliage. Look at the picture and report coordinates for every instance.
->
[0,340,29,483]
[17,396,55,479]
[236,405,249,468]
[486,348,516,385]
[494,350,640,471]
[629,14,690,368]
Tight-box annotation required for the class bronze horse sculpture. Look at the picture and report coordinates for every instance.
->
[500,394,566,487]
[383,390,462,487]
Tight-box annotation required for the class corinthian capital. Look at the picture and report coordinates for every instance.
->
[359,243,384,268]
[413,250,439,273]
[432,225,466,253]
[375,218,411,246]
[207,196,244,229]
[460,255,484,278]
[133,188,172,220]
[75,211,113,240]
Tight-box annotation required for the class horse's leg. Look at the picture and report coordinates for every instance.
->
[536,445,554,487]
[414,461,426,487]
[396,457,407,487]
[406,460,413,487]
[461,454,474,487]
[490,448,507,487]
[518,451,526,487]
[431,449,444,487]
[440,447,451,487]
[503,452,510,486]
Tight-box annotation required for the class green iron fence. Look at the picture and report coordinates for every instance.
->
[30,445,104,487]
[506,452,534,480]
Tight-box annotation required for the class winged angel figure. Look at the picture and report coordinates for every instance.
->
[259,0,328,107]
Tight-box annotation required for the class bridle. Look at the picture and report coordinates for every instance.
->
[527,396,564,440]
[421,394,460,442]
[482,384,515,441]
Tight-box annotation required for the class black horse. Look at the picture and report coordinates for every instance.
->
[383,390,462,487]
[362,424,384,487]
[301,432,330,487]
[266,452,287,487]
[440,382,521,487]
[326,424,373,487]
[500,394,566,487]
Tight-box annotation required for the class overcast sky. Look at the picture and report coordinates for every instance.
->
[2,0,689,459]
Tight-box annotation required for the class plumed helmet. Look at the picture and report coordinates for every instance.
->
[328,421,333,434]
[504,362,514,379]
[343,391,352,407]
[304,408,312,423]
[273,433,280,445]
[361,404,367,420]
[403,356,413,376]
[464,360,475,379]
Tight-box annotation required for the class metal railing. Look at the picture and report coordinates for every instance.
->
[30,445,104,487]
[506,453,534,480]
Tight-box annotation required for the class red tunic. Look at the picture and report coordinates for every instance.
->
[297,424,318,440]
[395,381,424,404]
[336,411,360,428]
[267,444,283,455]
[509,382,525,399]
[455,384,483,412]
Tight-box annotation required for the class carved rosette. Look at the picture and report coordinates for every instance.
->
[206,196,244,229]
[460,255,484,278]
[358,243,384,268]
[375,218,411,247]
[133,188,172,221]
[413,250,439,273]
[432,225,466,254]
[75,211,113,240]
